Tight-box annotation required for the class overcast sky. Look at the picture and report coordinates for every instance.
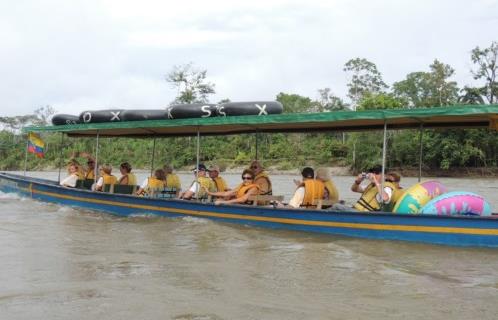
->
[1,0,497,117]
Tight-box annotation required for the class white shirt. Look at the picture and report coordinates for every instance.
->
[96,177,104,188]
[288,187,305,208]
[188,181,200,193]
[375,186,393,204]
[60,174,78,188]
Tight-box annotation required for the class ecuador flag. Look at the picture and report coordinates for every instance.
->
[28,132,45,158]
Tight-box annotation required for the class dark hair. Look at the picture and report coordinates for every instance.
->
[241,169,255,180]
[301,167,314,179]
[120,162,132,173]
[368,165,383,175]
[154,169,166,181]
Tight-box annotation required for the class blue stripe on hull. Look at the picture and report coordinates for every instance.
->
[1,173,498,248]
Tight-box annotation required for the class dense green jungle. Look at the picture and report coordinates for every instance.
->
[1,42,497,175]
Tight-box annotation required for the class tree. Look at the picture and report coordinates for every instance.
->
[393,60,458,107]
[34,105,57,126]
[343,58,387,107]
[276,92,314,113]
[357,92,406,110]
[316,88,348,111]
[165,63,215,104]
[458,86,486,105]
[470,41,498,104]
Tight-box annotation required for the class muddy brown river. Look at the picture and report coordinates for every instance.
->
[1,172,497,319]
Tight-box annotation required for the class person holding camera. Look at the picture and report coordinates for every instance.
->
[351,165,396,212]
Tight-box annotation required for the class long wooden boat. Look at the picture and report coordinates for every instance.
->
[1,105,498,247]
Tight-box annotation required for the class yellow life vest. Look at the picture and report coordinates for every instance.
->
[255,171,272,195]
[192,176,216,199]
[144,177,166,195]
[212,176,228,192]
[102,174,117,185]
[324,180,339,203]
[302,179,325,207]
[128,173,137,185]
[353,181,396,212]
[235,183,260,199]
[165,173,181,189]
[85,169,95,180]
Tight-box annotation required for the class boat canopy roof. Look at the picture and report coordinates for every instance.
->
[24,105,498,138]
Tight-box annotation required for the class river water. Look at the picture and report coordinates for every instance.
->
[1,171,497,319]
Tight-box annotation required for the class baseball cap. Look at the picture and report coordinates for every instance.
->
[192,164,207,172]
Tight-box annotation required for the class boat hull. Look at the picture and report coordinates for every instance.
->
[1,172,497,248]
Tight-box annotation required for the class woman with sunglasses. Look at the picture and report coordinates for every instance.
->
[204,169,260,205]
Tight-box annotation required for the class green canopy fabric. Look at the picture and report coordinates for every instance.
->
[24,105,498,137]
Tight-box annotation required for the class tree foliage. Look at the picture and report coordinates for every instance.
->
[470,41,498,104]
[165,63,216,104]
[344,58,387,107]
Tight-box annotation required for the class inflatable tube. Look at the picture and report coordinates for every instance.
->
[419,191,492,216]
[51,114,80,125]
[121,110,167,121]
[79,109,126,123]
[216,101,283,117]
[393,181,447,214]
[166,104,217,119]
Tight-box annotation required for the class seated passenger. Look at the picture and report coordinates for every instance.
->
[179,164,216,200]
[204,169,260,205]
[67,158,85,180]
[94,164,118,191]
[288,167,325,208]
[136,169,167,196]
[69,151,95,180]
[249,160,272,195]
[351,165,395,212]
[118,162,137,186]
[163,164,181,195]
[208,164,229,192]
[60,164,79,188]
[384,171,404,211]
[315,167,339,204]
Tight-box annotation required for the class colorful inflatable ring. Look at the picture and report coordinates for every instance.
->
[393,180,447,214]
[419,191,492,216]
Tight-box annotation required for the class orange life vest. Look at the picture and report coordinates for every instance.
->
[302,179,325,206]
[255,171,272,195]
[235,183,260,199]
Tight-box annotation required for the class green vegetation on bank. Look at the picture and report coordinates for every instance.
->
[1,42,497,174]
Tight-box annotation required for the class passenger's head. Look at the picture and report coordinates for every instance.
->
[315,167,330,182]
[120,162,132,174]
[301,167,315,179]
[241,169,255,185]
[68,164,78,173]
[249,160,263,175]
[208,164,220,178]
[100,164,112,175]
[386,171,401,184]
[193,164,207,177]
[87,159,95,169]
[367,164,383,176]
[163,164,173,174]
[154,169,166,180]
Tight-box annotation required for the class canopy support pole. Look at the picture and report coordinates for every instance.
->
[57,133,64,183]
[381,121,388,205]
[150,137,156,177]
[418,123,424,182]
[195,129,200,198]
[23,135,28,177]
[255,131,259,160]
[94,132,100,186]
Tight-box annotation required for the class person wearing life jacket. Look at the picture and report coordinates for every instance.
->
[163,164,181,196]
[136,169,167,196]
[249,160,272,195]
[287,167,325,208]
[204,169,260,205]
[208,164,229,192]
[118,162,137,186]
[315,167,339,204]
[179,164,216,200]
[94,164,118,191]
[351,165,396,212]
[60,164,79,188]
[383,171,404,212]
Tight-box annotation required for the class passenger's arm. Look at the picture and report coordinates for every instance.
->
[215,187,257,205]
[351,174,365,193]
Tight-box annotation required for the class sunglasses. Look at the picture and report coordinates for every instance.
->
[250,166,259,169]
[242,176,253,180]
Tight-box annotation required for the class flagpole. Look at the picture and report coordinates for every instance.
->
[23,134,29,176]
